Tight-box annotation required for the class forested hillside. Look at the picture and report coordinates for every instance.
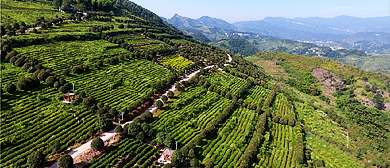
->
[247,51,390,168]
[1,0,390,168]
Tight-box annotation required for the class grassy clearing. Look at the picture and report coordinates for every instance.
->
[245,56,290,80]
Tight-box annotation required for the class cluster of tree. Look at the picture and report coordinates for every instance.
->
[331,95,390,167]
[263,87,277,108]
[72,64,89,74]
[1,16,67,36]
[192,32,211,43]
[87,16,112,22]
[88,25,114,32]
[319,95,331,104]
[114,19,131,23]
[295,125,306,164]
[179,42,227,65]
[27,149,74,168]
[286,76,321,96]
[4,50,40,73]
[230,55,270,83]
[123,111,154,141]
[219,38,258,57]
[271,114,296,126]
[2,32,99,48]
[3,48,71,94]
[238,113,267,167]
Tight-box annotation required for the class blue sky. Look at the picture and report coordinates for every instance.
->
[130,0,389,23]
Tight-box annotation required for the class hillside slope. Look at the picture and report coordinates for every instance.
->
[1,1,390,168]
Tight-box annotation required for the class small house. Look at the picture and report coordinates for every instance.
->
[162,149,175,162]
[63,92,77,103]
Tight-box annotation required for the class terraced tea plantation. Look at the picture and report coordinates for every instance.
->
[151,86,231,145]
[83,138,158,168]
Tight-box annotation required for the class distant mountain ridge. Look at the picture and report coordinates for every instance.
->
[164,14,390,42]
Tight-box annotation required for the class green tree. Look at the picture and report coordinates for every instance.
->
[57,154,74,168]
[95,116,112,131]
[163,164,172,168]
[114,125,124,133]
[91,137,104,150]
[145,111,153,120]
[127,122,140,137]
[204,159,213,168]
[109,108,118,118]
[190,158,199,168]
[156,100,163,109]
[164,135,174,148]
[51,141,61,154]
[136,132,145,141]
[167,91,174,98]
[27,151,45,168]
[188,149,196,158]
[156,132,165,145]
[74,3,86,12]
[141,123,150,133]
[4,83,16,93]
[171,150,184,167]
[373,92,384,110]
[162,95,168,102]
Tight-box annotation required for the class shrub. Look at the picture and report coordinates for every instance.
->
[4,83,16,93]
[145,111,153,120]
[63,69,70,76]
[204,159,213,168]
[136,132,145,141]
[15,58,25,67]
[114,125,124,133]
[288,118,296,126]
[128,122,140,137]
[46,76,57,86]
[57,154,74,168]
[22,63,31,71]
[280,116,288,125]
[79,91,86,98]
[37,70,49,81]
[27,151,45,168]
[82,96,95,107]
[72,65,84,74]
[95,116,112,131]
[118,24,124,28]
[272,114,281,123]
[314,160,324,167]
[156,100,163,109]
[190,158,199,168]
[91,137,104,150]
[95,60,103,68]
[17,78,30,90]
[51,141,61,154]
[161,95,168,102]
[167,91,174,98]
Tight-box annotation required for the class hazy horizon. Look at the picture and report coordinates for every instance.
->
[130,0,390,23]
[163,14,390,23]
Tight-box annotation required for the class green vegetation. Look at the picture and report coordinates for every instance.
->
[83,138,158,168]
[214,38,258,56]
[160,56,193,71]
[2,0,390,168]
